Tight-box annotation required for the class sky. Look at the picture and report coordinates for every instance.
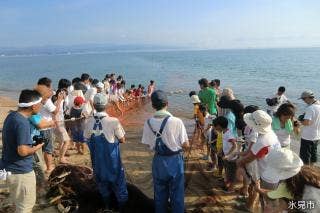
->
[0,0,320,49]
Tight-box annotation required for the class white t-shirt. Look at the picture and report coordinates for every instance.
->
[301,102,320,141]
[267,94,288,113]
[222,129,237,160]
[55,100,65,122]
[142,116,188,152]
[274,128,291,147]
[84,112,125,143]
[244,126,258,150]
[39,98,56,122]
[251,131,281,183]
[302,185,320,213]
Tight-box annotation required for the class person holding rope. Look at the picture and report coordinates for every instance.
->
[1,89,45,213]
[142,90,189,213]
[84,93,128,212]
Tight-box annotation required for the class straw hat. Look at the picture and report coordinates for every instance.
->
[190,95,201,104]
[262,148,303,184]
[243,110,272,134]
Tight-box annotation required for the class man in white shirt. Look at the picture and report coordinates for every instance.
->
[299,90,320,165]
[142,90,189,213]
[266,86,289,116]
[84,93,128,211]
[37,77,62,173]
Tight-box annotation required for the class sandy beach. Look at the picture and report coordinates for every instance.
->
[0,95,253,213]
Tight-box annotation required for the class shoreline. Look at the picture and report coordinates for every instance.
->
[0,95,248,212]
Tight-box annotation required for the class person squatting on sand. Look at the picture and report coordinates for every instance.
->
[142,90,189,213]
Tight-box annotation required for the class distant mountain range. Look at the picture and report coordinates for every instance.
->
[0,44,185,56]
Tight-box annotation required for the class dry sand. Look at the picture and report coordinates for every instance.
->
[0,96,248,213]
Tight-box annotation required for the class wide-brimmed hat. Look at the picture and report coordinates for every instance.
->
[267,182,293,200]
[191,95,201,104]
[262,148,303,184]
[243,110,272,134]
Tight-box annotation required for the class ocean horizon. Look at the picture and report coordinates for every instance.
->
[0,47,319,117]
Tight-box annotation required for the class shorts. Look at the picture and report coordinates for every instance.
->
[40,129,54,154]
[300,138,319,164]
[71,128,85,143]
[260,178,279,190]
[224,160,237,183]
[245,160,260,182]
[54,123,71,142]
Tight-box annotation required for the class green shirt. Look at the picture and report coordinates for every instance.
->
[198,87,217,115]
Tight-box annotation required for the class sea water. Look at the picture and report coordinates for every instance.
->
[0,47,319,116]
[0,47,320,161]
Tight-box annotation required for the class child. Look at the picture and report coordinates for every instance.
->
[70,96,86,155]
[237,105,260,210]
[213,116,237,192]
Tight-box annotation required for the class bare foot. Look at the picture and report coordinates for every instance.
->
[59,158,69,164]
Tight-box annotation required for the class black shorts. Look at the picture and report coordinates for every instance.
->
[300,138,319,164]
[224,160,237,183]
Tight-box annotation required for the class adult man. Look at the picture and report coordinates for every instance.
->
[266,86,289,116]
[37,77,63,173]
[1,90,44,213]
[142,90,189,213]
[84,93,128,211]
[299,90,320,165]
[198,78,217,116]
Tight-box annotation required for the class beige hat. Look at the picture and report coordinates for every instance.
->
[243,110,272,134]
[191,95,201,104]
[262,148,303,184]
[299,90,315,99]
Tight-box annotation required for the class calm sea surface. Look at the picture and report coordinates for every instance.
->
[0,48,320,116]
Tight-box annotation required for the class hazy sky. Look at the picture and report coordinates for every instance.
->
[1,0,320,49]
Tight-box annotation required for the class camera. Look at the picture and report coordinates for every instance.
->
[32,135,46,146]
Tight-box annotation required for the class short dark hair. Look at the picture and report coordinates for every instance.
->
[275,103,295,118]
[209,80,216,87]
[189,91,196,97]
[278,86,286,93]
[72,77,81,84]
[214,79,221,86]
[150,80,154,84]
[198,78,209,87]
[131,84,135,88]
[37,77,52,87]
[81,73,90,81]
[244,105,259,114]
[92,79,99,86]
[152,102,167,111]
[18,89,41,109]
[58,79,71,90]
[104,74,110,79]
[213,116,228,129]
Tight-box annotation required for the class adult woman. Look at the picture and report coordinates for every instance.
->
[272,103,299,148]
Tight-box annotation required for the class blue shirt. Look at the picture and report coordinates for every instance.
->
[1,111,33,174]
[225,111,237,137]
[29,114,42,139]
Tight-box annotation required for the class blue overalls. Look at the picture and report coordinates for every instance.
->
[147,116,184,213]
[87,116,128,208]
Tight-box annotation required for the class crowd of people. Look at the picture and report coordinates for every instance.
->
[1,73,319,213]
[0,73,155,213]
[189,78,320,212]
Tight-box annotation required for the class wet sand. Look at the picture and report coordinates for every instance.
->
[0,96,249,212]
